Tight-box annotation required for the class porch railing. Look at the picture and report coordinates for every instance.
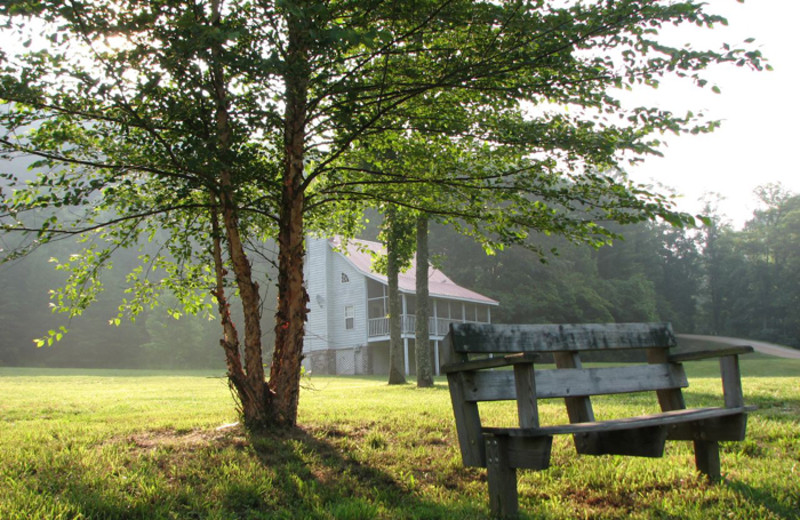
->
[367,316,486,338]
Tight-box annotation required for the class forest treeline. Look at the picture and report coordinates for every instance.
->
[433,185,800,350]
[1,186,798,368]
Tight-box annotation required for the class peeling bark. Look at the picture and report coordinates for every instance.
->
[209,0,269,430]
[268,8,311,427]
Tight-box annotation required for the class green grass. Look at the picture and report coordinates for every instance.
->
[1,359,798,519]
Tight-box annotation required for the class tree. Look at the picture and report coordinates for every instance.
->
[1,0,282,428]
[1,0,766,429]
[378,206,414,385]
[730,185,800,345]
[414,216,434,388]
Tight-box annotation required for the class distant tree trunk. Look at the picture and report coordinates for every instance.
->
[703,219,724,335]
[415,217,434,387]
[386,212,407,385]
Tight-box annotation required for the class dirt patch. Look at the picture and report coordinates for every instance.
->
[109,423,248,452]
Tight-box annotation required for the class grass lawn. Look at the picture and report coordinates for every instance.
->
[0,359,798,519]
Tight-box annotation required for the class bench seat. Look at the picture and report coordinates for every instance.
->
[484,405,755,437]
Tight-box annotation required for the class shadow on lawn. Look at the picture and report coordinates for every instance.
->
[727,481,800,519]
[21,424,484,520]
[245,426,477,519]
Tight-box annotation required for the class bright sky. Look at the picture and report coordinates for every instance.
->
[626,0,800,228]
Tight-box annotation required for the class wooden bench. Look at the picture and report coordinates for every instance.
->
[443,322,754,518]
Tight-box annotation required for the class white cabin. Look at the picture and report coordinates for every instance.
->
[303,236,499,376]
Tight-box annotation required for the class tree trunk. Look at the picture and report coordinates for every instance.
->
[210,200,249,414]
[209,0,270,431]
[415,216,434,387]
[387,212,407,385]
[268,7,310,427]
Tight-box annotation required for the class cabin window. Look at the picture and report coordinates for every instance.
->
[341,272,350,283]
[344,305,355,329]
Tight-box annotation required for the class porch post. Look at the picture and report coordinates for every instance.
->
[404,337,410,376]
[434,339,440,376]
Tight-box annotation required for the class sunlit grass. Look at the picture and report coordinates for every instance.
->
[0,359,798,519]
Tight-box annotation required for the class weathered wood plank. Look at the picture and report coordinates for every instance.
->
[667,411,751,441]
[720,355,746,408]
[694,440,721,481]
[668,346,754,363]
[460,364,688,402]
[449,322,676,354]
[482,407,750,436]
[647,348,686,411]
[501,435,552,470]
[442,352,539,374]
[513,363,538,428]
[485,435,519,518]
[574,424,668,457]
[446,371,486,467]
[553,351,595,423]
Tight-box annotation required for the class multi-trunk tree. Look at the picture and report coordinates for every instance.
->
[1,0,765,429]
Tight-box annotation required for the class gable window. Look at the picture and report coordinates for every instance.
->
[344,305,355,330]
[341,272,350,283]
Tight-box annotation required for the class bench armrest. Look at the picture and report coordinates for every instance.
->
[668,346,753,363]
[442,352,540,374]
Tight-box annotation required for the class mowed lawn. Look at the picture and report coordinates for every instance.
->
[0,358,798,519]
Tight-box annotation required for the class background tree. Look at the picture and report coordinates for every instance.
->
[414,216,434,388]
[376,206,415,385]
[1,0,768,429]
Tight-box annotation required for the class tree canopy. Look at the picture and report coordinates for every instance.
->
[0,0,766,429]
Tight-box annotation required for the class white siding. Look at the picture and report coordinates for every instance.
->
[328,250,367,349]
[304,237,330,354]
[305,237,368,357]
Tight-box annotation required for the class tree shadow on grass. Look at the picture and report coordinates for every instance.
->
[726,481,800,519]
[244,426,485,519]
[15,425,486,520]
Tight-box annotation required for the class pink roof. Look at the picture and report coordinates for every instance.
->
[330,237,498,305]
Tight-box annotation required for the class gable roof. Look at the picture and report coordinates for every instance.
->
[328,237,499,306]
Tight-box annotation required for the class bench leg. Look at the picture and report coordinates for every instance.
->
[694,440,721,481]
[486,435,518,518]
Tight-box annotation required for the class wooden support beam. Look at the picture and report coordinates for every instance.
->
[485,435,519,519]
[447,372,486,467]
[553,351,595,423]
[647,348,686,411]
[694,440,722,481]
[720,355,745,408]
[513,363,538,429]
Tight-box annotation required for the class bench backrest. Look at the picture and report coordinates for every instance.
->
[449,322,677,354]
[445,322,687,467]
[449,322,684,399]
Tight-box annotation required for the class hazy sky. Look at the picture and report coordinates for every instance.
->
[626,0,799,228]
